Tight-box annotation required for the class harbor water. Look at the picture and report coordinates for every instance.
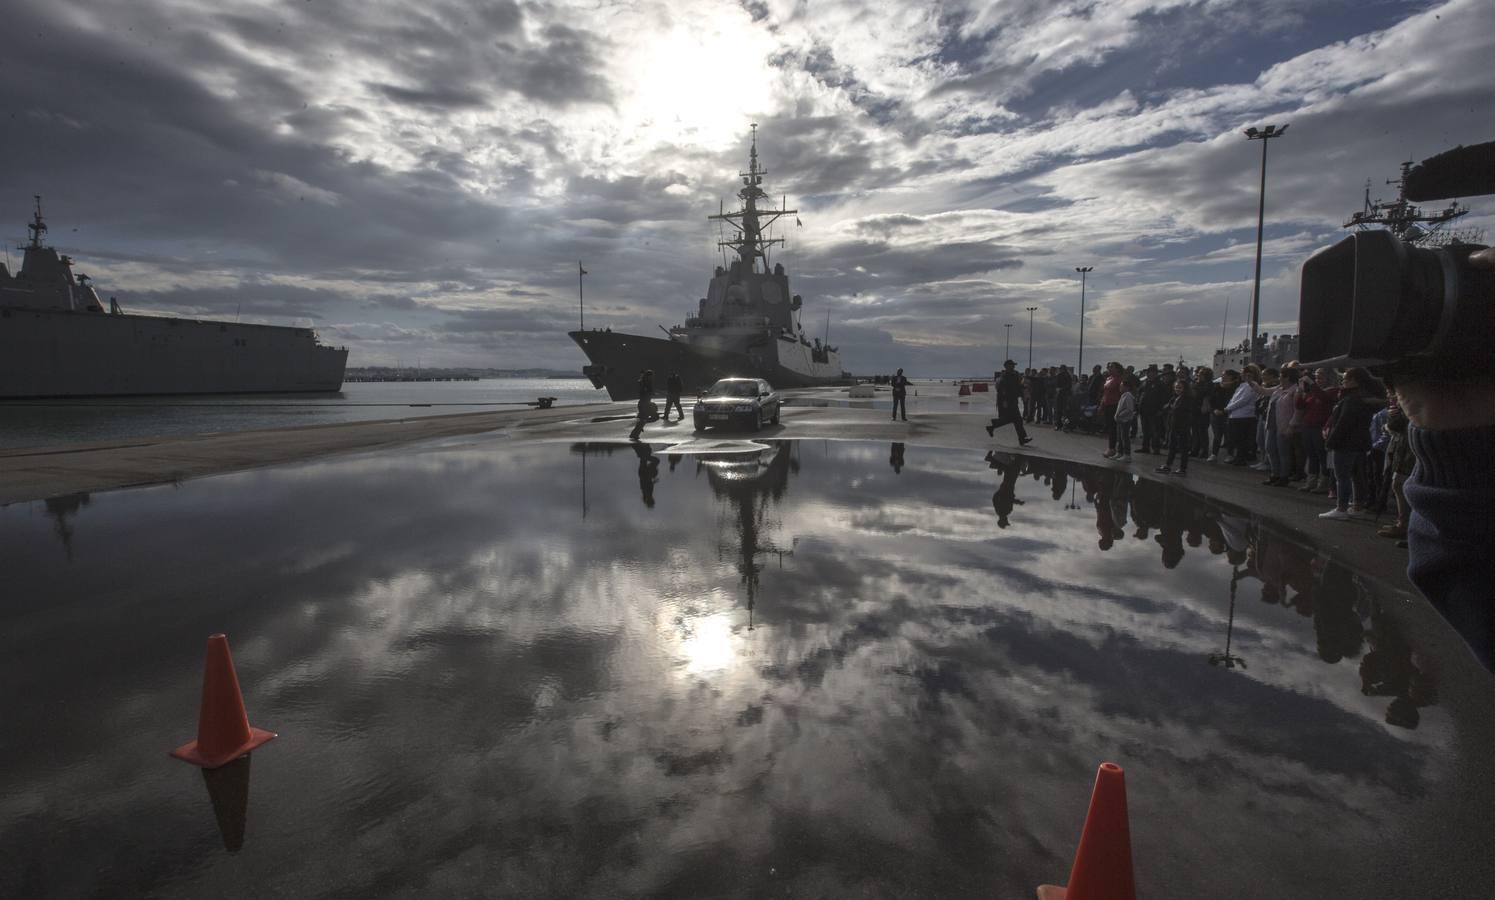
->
[2,439,1492,897]
[0,377,605,449]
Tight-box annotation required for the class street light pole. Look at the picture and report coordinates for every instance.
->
[1004,323,1013,361]
[1025,306,1038,369]
[1244,124,1287,365]
[1075,266,1092,372]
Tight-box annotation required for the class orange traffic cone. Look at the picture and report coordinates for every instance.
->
[1036,762,1135,900]
[171,633,276,769]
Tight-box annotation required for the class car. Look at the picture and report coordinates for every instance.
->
[692,378,781,432]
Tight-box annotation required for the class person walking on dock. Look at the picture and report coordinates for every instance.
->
[986,360,1032,445]
[663,371,685,423]
[890,368,910,421]
[629,368,655,441]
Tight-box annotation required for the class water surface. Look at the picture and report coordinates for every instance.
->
[0,377,605,448]
[1,440,1491,897]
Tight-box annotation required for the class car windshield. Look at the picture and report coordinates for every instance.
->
[706,381,760,398]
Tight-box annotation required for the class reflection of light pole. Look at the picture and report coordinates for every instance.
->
[1004,323,1013,361]
[1026,306,1038,369]
[1209,566,1248,669]
[1066,480,1081,510]
[1244,124,1288,365]
[1075,267,1092,372]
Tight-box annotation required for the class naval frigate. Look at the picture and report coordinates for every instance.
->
[570,127,851,400]
[0,197,348,398]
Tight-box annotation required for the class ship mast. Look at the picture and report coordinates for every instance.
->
[27,195,48,250]
[708,124,797,274]
[1344,160,1480,246]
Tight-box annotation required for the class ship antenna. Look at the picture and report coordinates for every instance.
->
[28,195,48,249]
[707,124,798,275]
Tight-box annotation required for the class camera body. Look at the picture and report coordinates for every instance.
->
[1299,139,1495,373]
[1299,230,1493,370]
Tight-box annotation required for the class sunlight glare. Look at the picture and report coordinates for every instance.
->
[622,23,777,147]
[678,611,739,675]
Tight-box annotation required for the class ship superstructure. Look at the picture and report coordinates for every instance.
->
[0,197,347,397]
[1344,160,1485,247]
[570,127,850,400]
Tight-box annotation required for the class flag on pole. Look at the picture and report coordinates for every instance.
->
[579,263,588,276]
[796,217,802,227]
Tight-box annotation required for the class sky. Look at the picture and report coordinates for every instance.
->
[4,0,1492,376]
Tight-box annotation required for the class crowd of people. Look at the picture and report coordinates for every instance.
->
[984,359,1412,544]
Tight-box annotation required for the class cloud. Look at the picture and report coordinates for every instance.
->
[2,0,1489,373]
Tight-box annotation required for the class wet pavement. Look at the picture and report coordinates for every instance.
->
[2,440,1492,898]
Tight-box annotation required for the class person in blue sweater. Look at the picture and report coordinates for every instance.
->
[1396,244,1495,674]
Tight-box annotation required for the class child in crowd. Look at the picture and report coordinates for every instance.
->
[1113,376,1138,462]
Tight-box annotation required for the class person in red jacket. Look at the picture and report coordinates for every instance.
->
[1296,369,1333,493]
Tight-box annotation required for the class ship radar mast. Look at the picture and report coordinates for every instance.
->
[708,124,798,273]
[1344,160,1482,246]
[27,195,48,250]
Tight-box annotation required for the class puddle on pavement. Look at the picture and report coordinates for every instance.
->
[2,440,1492,897]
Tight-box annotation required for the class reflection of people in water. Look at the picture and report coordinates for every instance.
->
[971,450,1445,718]
[989,458,1025,529]
[1312,560,1363,664]
[632,442,660,508]
[1360,599,1438,730]
[889,442,905,474]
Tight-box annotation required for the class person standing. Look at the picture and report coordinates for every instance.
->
[1099,362,1124,458]
[1113,376,1138,462]
[1156,379,1194,475]
[1264,367,1301,486]
[986,360,1032,445]
[890,368,910,421]
[1320,368,1387,520]
[663,371,685,423]
[1296,369,1332,493]
[1220,369,1257,465]
[1138,365,1167,454]
[1379,396,1414,541]
[1053,365,1073,430]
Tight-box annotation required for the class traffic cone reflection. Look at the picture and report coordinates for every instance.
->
[170,633,276,769]
[1037,762,1135,900]
[201,755,252,851]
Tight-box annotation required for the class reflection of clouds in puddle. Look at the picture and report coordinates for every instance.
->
[1,441,1490,897]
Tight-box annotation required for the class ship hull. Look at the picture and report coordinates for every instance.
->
[570,330,849,401]
[0,307,348,398]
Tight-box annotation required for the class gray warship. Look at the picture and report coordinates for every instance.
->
[571,127,850,400]
[0,197,347,397]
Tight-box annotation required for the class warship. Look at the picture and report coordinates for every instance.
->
[0,197,347,398]
[570,127,851,400]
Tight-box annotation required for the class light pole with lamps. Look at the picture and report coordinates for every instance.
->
[1025,306,1038,369]
[1004,323,1013,362]
[1075,266,1092,372]
[1244,124,1288,365]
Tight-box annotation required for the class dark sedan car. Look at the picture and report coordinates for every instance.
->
[692,378,781,432]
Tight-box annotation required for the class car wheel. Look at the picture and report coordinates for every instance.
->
[771,404,780,426]
[751,408,762,431]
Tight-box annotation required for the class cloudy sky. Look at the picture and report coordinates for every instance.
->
[5,0,1492,375]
